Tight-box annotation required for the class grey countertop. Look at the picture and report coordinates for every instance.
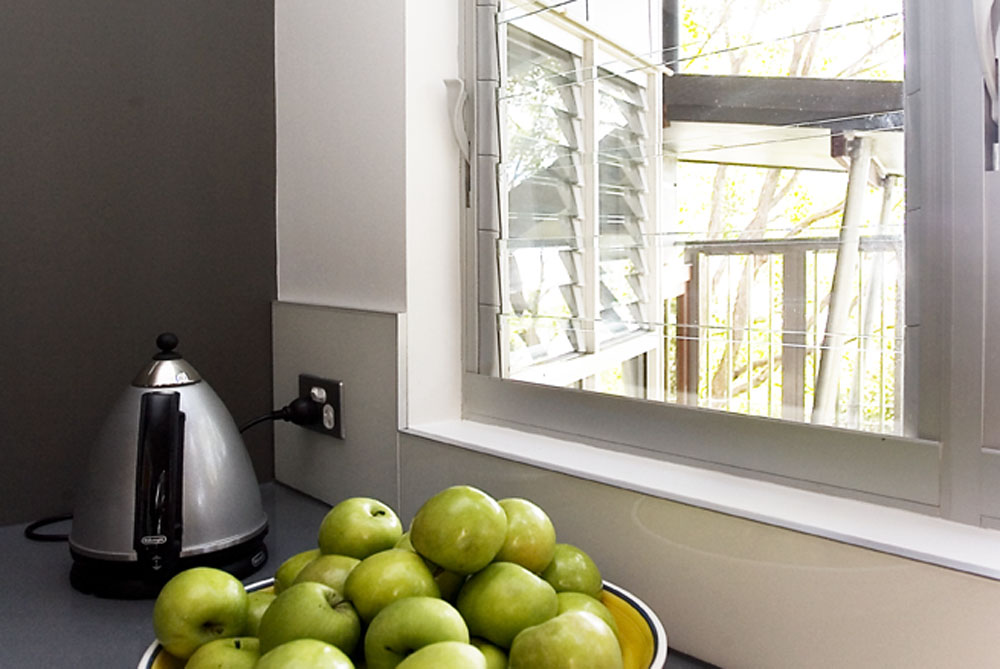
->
[0,482,714,668]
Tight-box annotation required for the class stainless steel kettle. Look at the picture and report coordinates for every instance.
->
[69,333,268,597]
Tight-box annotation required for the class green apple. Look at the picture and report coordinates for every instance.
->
[152,567,248,660]
[410,485,507,574]
[256,638,355,669]
[395,531,415,550]
[395,641,486,669]
[364,596,469,669]
[495,498,557,574]
[555,591,619,641]
[257,581,361,656]
[293,553,361,593]
[318,497,403,559]
[433,568,467,602]
[184,636,260,669]
[508,610,623,669]
[344,548,441,623]
[394,531,466,601]
[274,548,321,593]
[456,561,558,648]
[540,543,603,598]
[246,589,277,636]
[471,637,508,669]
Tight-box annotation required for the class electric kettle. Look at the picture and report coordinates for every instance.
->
[69,333,268,597]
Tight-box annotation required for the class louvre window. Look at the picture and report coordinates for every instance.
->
[483,14,663,393]
[465,1,999,519]
[478,0,907,429]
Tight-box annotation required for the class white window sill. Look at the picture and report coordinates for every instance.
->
[404,419,1000,581]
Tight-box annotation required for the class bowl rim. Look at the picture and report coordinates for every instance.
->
[603,581,669,669]
[139,577,668,669]
[136,640,164,668]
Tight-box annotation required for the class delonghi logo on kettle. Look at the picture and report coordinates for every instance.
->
[141,535,168,546]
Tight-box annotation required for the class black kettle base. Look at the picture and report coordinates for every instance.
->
[69,532,269,599]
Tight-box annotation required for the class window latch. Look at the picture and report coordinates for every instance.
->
[445,78,471,206]
[444,78,470,162]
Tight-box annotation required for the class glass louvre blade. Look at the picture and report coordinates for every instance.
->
[507,177,581,219]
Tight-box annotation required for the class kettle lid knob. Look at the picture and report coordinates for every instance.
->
[132,332,202,388]
[154,333,182,360]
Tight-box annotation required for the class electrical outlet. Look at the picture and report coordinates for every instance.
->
[298,374,345,439]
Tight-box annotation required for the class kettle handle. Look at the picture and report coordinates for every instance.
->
[134,391,185,576]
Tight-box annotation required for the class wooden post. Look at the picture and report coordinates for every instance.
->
[677,248,701,404]
[782,249,807,421]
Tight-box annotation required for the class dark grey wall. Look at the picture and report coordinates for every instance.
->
[0,2,276,524]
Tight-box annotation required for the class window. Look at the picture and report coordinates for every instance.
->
[498,22,663,397]
[466,0,993,523]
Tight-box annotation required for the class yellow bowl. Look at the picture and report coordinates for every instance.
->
[601,582,668,669]
[140,578,667,669]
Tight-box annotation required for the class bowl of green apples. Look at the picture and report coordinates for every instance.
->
[140,485,668,668]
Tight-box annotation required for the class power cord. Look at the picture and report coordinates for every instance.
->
[24,514,72,542]
[238,396,323,433]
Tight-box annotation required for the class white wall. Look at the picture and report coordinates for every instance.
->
[275,0,462,424]
[403,1,463,425]
[275,0,407,312]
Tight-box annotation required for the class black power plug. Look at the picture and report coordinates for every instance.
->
[274,396,323,426]
[238,395,322,434]
[239,377,343,438]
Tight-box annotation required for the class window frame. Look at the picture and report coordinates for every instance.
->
[462,0,991,523]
